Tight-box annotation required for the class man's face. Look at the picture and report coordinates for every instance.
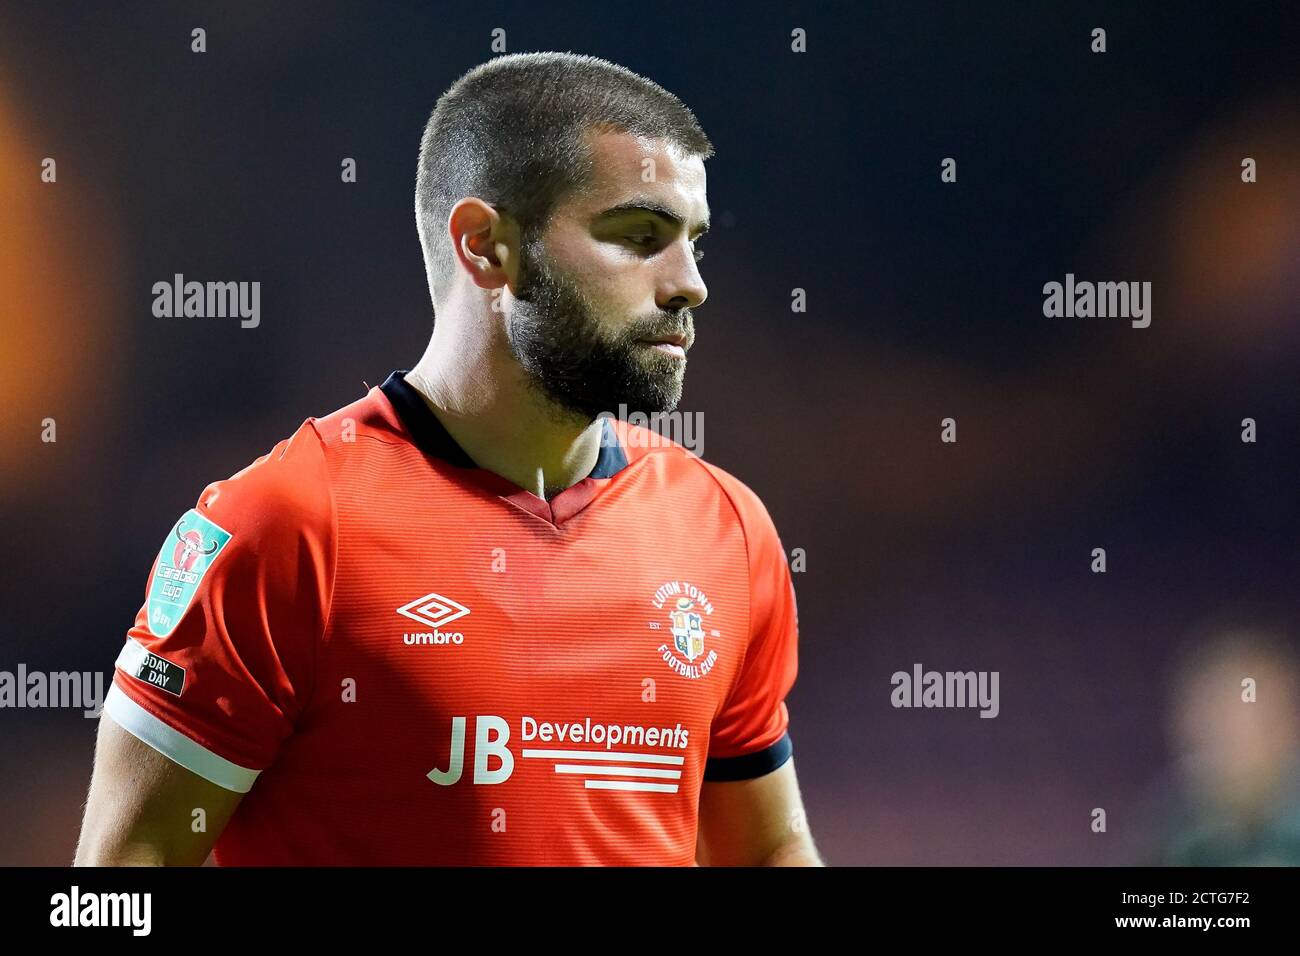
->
[506,130,709,422]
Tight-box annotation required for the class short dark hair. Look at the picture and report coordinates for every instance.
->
[415,52,714,309]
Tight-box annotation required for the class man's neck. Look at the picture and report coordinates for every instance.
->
[404,335,604,501]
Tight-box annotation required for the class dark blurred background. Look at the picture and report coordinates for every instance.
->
[1,1,1297,865]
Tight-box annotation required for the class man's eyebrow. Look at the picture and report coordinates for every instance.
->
[597,200,710,237]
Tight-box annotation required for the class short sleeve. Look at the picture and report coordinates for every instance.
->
[704,480,799,782]
[104,420,334,792]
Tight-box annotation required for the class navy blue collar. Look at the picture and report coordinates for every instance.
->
[379,370,628,479]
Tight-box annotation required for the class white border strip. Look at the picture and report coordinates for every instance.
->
[584,780,679,793]
[554,764,682,779]
[103,683,261,794]
[521,748,685,764]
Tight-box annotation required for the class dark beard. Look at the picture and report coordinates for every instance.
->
[506,239,693,423]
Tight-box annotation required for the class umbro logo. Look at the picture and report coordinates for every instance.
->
[398,591,470,645]
[398,591,471,628]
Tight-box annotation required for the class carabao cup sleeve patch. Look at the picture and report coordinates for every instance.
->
[145,509,233,637]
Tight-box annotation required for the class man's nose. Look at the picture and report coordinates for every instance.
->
[657,244,708,312]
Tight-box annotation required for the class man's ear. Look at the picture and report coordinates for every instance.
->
[447,197,518,295]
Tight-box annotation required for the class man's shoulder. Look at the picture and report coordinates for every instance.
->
[616,421,778,541]
[194,384,397,536]
[195,418,331,541]
[693,457,780,542]
[309,382,405,451]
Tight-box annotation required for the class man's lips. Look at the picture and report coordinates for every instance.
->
[638,332,690,357]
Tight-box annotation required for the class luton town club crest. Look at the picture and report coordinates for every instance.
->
[670,598,705,661]
[651,580,719,680]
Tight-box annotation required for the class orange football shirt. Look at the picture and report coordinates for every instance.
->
[105,370,800,865]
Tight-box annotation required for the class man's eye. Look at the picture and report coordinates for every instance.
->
[693,246,705,262]
[625,235,656,246]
